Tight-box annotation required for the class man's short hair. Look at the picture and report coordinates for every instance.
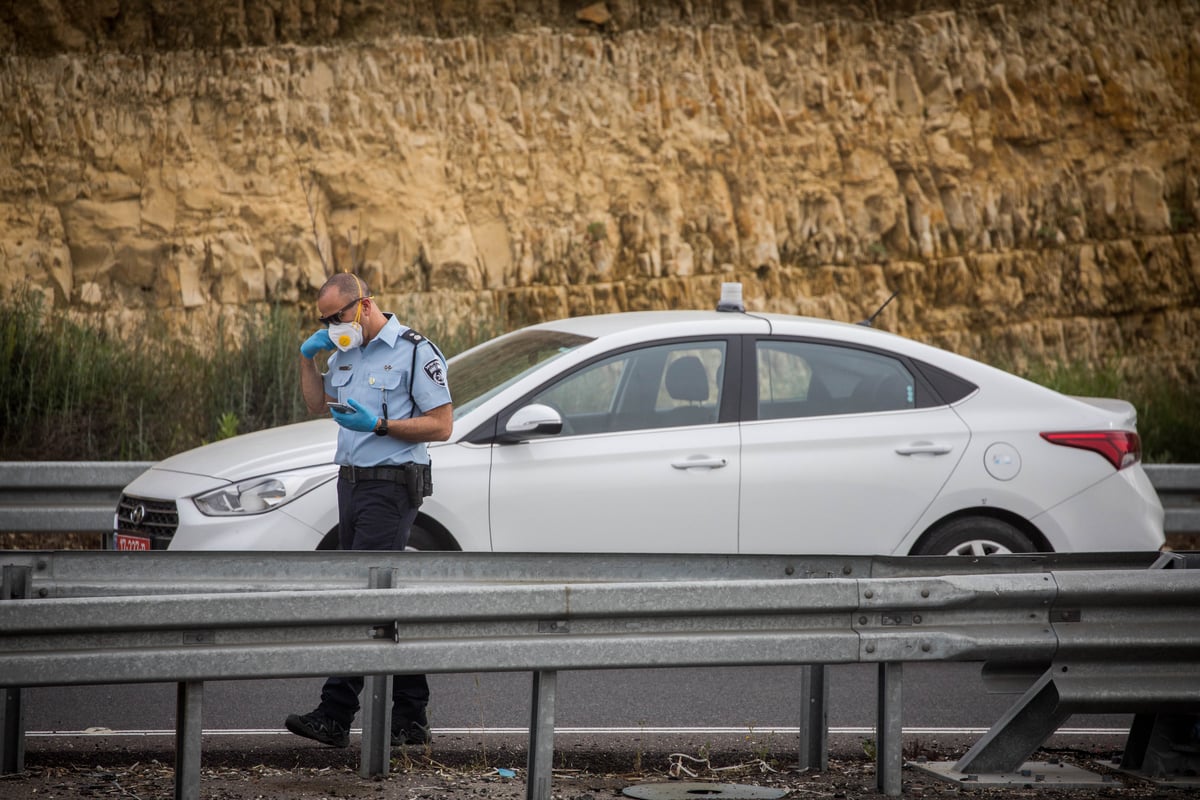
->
[321,272,369,301]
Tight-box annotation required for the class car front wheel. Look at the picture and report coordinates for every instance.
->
[406,521,461,552]
[913,517,1039,556]
[315,522,460,552]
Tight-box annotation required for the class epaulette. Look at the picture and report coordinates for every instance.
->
[400,329,445,415]
[401,328,444,361]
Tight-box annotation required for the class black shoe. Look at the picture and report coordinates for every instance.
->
[286,709,350,748]
[391,719,431,746]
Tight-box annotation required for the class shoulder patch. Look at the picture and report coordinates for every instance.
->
[423,359,447,387]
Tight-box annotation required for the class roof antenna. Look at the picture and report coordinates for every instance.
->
[857,289,899,327]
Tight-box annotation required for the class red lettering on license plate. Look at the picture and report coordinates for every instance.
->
[115,534,151,551]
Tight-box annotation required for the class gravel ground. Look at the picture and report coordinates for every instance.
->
[2,733,1197,800]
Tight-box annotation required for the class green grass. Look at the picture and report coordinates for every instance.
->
[2,286,1198,462]
[1,287,313,460]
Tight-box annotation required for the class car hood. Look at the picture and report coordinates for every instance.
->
[151,418,338,481]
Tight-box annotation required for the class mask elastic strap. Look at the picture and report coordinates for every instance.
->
[352,276,364,326]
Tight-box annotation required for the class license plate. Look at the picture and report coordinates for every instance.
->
[114,533,151,551]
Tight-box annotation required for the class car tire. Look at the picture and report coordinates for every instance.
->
[406,521,461,552]
[913,517,1039,556]
[316,523,459,552]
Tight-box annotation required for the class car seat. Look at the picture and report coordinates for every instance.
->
[662,356,715,426]
[873,374,912,410]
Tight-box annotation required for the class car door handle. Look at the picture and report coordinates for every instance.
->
[671,456,729,470]
[895,442,953,456]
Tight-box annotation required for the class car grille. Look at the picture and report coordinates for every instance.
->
[114,494,178,549]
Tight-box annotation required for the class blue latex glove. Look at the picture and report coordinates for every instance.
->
[300,329,334,358]
[330,398,379,432]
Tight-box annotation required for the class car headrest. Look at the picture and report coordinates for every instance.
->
[665,356,710,403]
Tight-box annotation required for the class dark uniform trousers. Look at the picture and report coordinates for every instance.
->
[318,475,429,727]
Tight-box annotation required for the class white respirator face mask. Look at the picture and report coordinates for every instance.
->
[327,278,367,351]
[328,319,363,351]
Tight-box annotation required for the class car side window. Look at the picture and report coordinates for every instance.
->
[757,341,915,419]
[532,341,726,435]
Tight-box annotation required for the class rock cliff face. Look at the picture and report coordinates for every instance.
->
[1,0,1198,372]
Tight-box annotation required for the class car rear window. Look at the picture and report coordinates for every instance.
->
[911,359,978,404]
[756,340,917,418]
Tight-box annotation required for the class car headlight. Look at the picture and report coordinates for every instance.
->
[193,466,335,516]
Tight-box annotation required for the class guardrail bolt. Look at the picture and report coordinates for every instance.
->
[36,560,47,571]
[859,615,868,625]
[913,615,922,624]
[37,588,48,598]
[785,565,795,576]
[920,589,930,598]
[842,565,853,575]
[865,643,876,653]
[864,590,874,599]
[921,642,931,652]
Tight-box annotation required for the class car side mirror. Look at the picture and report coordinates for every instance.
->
[500,403,564,443]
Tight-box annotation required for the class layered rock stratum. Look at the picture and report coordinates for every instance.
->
[1,0,1197,371]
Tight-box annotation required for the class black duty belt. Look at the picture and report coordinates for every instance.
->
[339,464,413,483]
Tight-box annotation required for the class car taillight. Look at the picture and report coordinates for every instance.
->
[1040,431,1141,470]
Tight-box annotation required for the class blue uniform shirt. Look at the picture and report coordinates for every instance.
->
[323,314,451,467]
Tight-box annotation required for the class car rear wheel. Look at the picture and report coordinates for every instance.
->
[913,517,1038,556]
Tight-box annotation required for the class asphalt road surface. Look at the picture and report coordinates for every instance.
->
[25,663,1130,740]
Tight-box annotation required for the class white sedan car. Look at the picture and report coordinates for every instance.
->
[112,306,1165,556]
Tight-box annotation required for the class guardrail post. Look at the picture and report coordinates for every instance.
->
[798,664,828,771]
[1,565,31,775]
[876,662,903,797]
[526,670,557,800]
[361,567,396,779]
[953,663,1069,774]
[174,680,203,800]
[1121,710,1200,777]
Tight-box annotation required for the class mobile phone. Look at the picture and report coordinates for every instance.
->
[327,401,355,414]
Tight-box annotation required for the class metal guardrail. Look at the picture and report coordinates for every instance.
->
[0,548,1177,596]
[0,462,1197,535]
[1148,463,1200,534]
[2,550,1198,800]
[0,462,154,533]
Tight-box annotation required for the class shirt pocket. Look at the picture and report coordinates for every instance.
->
[366,370,406,393]
[330,367,354,397]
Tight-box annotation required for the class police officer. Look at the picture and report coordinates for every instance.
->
[286,272,453,748]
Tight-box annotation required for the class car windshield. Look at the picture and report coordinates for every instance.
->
[449,329,593,417]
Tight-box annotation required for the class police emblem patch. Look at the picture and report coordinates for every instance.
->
[423,359,446,387]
